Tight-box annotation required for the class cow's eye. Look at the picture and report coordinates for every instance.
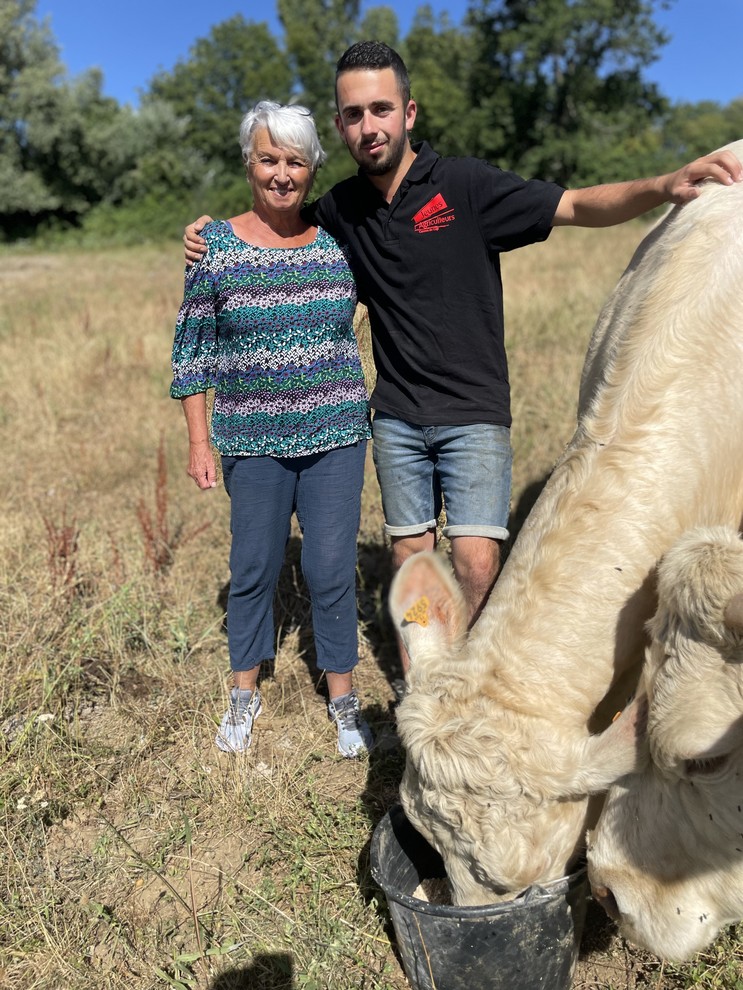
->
[684,753,729,778]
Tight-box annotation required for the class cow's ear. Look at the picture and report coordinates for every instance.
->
[723,592,743,631]
[552,694,649,796]
[389,552,468,661]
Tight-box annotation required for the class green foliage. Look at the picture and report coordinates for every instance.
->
[403,6,480,156]
[107,101,209,201]
[359,5,401,47]
[0,0,195,239]
[278,0,359,139]
[0,0,68,230]
[3,0,743,244]
[146,15,293,172]
[465,0,671,183]
[277,0,364,185]
[29,70,129,210]
[49,177,248,249]
[658,99,743,167]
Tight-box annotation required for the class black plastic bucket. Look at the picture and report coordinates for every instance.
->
[371,805,588,990]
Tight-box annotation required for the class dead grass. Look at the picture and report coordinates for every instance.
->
[0,229,741,989]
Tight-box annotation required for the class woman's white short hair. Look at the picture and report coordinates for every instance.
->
[239,101,327,173]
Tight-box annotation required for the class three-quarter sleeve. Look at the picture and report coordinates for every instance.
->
[170,256,219,398]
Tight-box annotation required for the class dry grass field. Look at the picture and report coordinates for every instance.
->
[1,225,742,990]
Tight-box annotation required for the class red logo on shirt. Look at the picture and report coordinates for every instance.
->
[412,193,456,233]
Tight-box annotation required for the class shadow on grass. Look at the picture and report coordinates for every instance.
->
[355,704,410,971]
[505,471,551,558]
[209,954,294,989]
[578,896,620,960]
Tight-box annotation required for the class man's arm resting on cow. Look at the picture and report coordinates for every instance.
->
[184,215,213,264]
[553,149,743,228]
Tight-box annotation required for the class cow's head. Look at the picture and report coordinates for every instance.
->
[390,551,647,905]
[588,526,743,960]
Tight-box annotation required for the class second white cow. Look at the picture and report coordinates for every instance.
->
[389,145,743,906]
[588,526,743,960]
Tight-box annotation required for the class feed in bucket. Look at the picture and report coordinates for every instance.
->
[371,805,588,990]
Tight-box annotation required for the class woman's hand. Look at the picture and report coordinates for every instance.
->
[187,439,218,490]
[180,394,217,489]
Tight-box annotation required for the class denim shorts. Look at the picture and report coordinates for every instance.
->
[371,412,512,540]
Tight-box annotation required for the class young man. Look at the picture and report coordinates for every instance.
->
[185,42,742,670]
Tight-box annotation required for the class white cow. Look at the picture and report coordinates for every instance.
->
[389,142,743,907]
[588,526,743,960]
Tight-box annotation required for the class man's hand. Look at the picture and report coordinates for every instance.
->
[184,215,213,265]
[662,149,743,204]
[554,148,743,228]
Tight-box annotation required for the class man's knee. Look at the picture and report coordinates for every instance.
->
[450,536,503,622]
[390,530,436,570]
[451,536,501,576]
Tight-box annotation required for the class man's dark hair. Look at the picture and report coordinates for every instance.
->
[335,41,411,106]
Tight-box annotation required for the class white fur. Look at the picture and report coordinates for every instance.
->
[390,140,743,908]
[588,526,743,960]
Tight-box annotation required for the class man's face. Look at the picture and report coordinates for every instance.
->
[335,67,416,176]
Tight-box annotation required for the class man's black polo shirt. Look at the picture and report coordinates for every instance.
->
[309,142,565,428]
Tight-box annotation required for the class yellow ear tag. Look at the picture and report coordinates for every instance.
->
[404,595,430,627]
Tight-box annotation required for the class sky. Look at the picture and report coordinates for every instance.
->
[35,0,743,109]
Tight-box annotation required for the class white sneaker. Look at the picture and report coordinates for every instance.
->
[328,691,373,758]
[215,688,262,753]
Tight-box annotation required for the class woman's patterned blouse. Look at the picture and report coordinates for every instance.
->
[170,220,371,458]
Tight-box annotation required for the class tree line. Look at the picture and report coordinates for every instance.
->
[2,0,742,244]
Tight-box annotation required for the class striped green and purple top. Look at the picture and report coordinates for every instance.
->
[170,220,371,458]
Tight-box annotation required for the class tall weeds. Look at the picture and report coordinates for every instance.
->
[137,434,177,576]
[42,508,80,598]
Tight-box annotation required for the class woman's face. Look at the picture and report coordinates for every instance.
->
[247,127,313,218]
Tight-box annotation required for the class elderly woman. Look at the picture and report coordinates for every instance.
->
[170,102,372,757]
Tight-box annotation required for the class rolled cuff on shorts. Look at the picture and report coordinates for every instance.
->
[373,416,513,542]
[444,523,510,541]
[383,518,439,538]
